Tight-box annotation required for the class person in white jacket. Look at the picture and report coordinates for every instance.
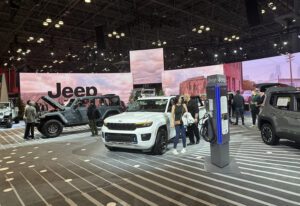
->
[171,96,188,155]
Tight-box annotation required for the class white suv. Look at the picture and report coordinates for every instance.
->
[102,96,176,155]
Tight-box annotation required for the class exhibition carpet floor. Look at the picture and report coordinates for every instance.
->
[0,120,300,206]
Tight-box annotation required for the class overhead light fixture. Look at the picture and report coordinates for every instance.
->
[27,36,34,42]
[233,50,237,54]
[22,52,26,56]
[101,52,104,56]
[53,60,58,63]
[112,31,117,35]
[58,20,64,25]
[59,60,64,64]
[121,32,125,37]
[214,54,218,58]
[236,36,240,40]
[205,27,210,31]
[261,9,265,14]
[50,52,54,56]
[228,38,232,42]
[273,43,277,47]
[49,65,53,68]
[197,30,203,33]
[192,28,197,32]
[298,34,300,39]
[272,6,276,10]
[108,33,112,37]
[163,41,167,45]
[157,43,162,46]
[152,42,156,45]
[55,24,60,28]
[46,18,52,23]
[283,41,288,45]
[232,35,236,39]
[95,50,98,54]
[292,19,296,23]
[84,0,91,3]
[43,21,49,26]
[17,57,21,61]
[4,63,8,66]
[116,35,120,39]
[239,47,243,50]
[224,37,228,41]
[17,48,22,53]
[200,25,205,29]
[43,65,48,68]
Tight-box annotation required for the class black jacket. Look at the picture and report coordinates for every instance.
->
[187,99,199,118]
[233,94,245,108]
[87,104,100,120]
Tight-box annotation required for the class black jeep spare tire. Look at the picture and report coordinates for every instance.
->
[42,119,63,138]
[261,123,279,145]
[152,128,168,155]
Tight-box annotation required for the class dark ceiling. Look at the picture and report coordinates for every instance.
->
[0,0,299,73]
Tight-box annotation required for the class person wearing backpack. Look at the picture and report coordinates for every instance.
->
[87,100,101,136]
[171,96,188,155]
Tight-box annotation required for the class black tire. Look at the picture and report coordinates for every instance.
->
[37,124,43,133]
[152,128,168,155]
[6,117,12,128]
[14,117,19,124]
[261,123,279,145]
[105,145,117,151]
[41,119,63,138]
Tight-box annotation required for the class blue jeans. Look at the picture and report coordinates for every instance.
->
[174,124,186,149]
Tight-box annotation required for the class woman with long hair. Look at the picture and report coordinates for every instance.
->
[171,96,188,155]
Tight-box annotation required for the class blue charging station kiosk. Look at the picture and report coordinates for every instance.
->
[206,74,230,168]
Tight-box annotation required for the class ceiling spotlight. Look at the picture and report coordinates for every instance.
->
[197,30,203,34]
[53,60,58,63]
[50,52,54,56]
[239,47,243,50]
[49,65,53,68]
[46,18,52,23]
[261,9,265,14]
[205,27,210,31]
[121,32,125,37]
[59,60,64,64]
[298,34,300,39]
[17,57,21,61]
[43,21,49,26]
[232,35,236,39]
[84,0,91,3]
[236,36,240,40]
[152,42,156,45]
[55,24,60,28]
[214,54,218,58]
[17,48,22,53]
[192,28,197,32]
[4,63,8,66]
[112,31,117,35]
[95,50,98,54]
[228,38,232,42]
[163,41,167,45]
[200,25,205,29]
[101,52,104,56]
[157,43,162,46]
[108,33,112,37]
[283,41,288,45]
[116,35,120,39]
[273,43,277,47]
[22,52,26,55]
[43,65,48,68]
[292,19,296,23]
[233,50,237,54]
[224,37,228,41]
[272,6,276,10]
[58,20,64,25]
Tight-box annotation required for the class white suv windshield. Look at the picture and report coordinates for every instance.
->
[0,103,9,109]
[128,99,168,112]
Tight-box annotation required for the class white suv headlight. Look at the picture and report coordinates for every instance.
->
[135,121,153,128]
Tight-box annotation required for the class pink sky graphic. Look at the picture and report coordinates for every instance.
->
[130,48,164,84]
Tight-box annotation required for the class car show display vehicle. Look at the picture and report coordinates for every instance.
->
[102,96,176,155]
[0,101,19,128]
[37,94,124,138]
[258,86,300,145]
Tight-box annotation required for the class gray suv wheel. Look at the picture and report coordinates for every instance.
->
[261,123,279,145]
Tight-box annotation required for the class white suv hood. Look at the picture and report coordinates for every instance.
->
[105,112,166,123]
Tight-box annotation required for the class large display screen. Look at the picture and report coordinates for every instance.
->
[242,52,300,87]
[162,64,224,96]
[20,73,133,104]
[130,48,164,85]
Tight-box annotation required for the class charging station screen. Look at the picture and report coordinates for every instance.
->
[162,64,224,95]
[242,52,300,87]
[130,48,164,84]
[20,73,133,104]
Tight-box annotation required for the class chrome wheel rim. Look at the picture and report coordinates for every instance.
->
[262,126,272,142]
[48,123,59,134]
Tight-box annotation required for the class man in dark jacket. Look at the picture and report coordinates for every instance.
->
[184,94,200,145]
[87,100,101,136]
[233,90,245,125]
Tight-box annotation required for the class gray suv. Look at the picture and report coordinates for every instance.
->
[37,94,124,138]
[258,87,300,145]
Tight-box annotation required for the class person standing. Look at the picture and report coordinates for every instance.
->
[87,100,101,136]
[227,92,234,124]
[184,94,200,145]
[233,90,245,125]
[250,89,260,127]
[171,96,188,155]
[23,101,36,140]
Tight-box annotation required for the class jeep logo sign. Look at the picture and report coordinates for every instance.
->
[48,83,97,98]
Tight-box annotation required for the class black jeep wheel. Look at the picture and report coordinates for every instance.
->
[14,117,19,124]
[42,119,63,138]
[6,117,13,128]
[152,128,168,155]
[261,123,279,145]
